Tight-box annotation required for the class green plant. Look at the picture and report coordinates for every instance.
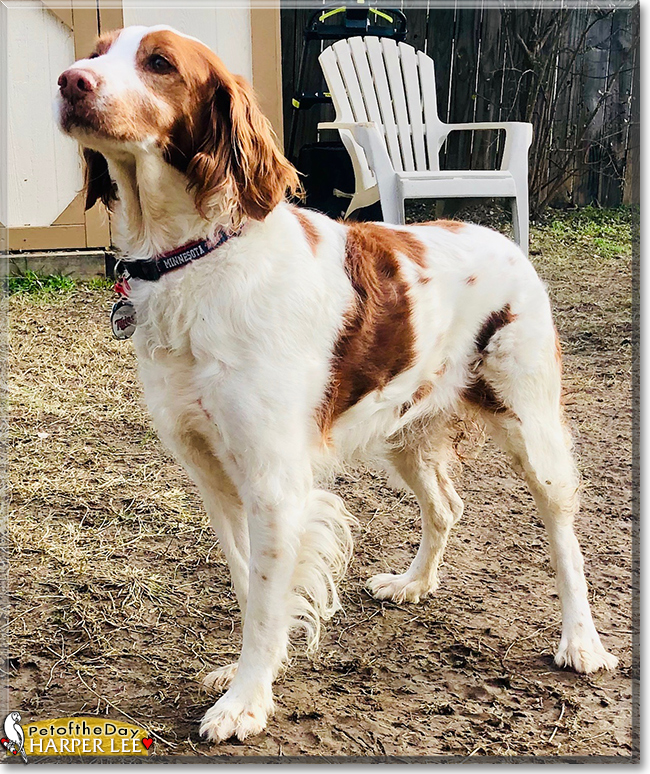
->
[86,276,115,291]
[539,205,634,259]
[6,271,76,296]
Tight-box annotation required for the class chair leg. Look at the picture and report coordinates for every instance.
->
[511,191,529,254]
[380,191,406,225]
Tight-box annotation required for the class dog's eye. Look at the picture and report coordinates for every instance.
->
[147,54,174,74]
[88,52,100,59]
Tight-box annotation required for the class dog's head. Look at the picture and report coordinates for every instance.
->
[56,25,299,220]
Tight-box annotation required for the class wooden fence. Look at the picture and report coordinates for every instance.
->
[280,3,639,214]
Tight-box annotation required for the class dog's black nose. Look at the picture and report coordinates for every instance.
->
[58,68,97,102]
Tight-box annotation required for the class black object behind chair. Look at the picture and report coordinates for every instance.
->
[287,5,407,165]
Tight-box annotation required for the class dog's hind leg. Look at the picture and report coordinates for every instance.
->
[481,406,617,673]
[468,314,617,674]
[368,415,463,604]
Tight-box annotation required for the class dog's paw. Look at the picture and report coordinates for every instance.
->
[367,572,436,604]
[199,688,273,743]
[202,663,238,693]
[554,633,618,674]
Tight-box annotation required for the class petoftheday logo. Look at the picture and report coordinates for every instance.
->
[5,716,154,758]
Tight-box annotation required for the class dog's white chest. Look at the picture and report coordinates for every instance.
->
[127,262,235,358]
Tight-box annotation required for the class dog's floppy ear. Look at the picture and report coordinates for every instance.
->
[168,73,300,222]
[82,148,117,210]
[221,74,300,220]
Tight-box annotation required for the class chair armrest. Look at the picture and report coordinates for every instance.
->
[440,122,533,171]
[318,121,376,132]
[318,121,395,178]
[443,121,531,133]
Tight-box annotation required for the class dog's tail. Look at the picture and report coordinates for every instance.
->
[289,489,356,652]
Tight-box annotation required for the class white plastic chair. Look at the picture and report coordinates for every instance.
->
[317,37,533,249]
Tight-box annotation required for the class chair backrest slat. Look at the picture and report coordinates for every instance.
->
[417,50,442,171]
[399,43,427,172]
[319,44,375,187]
[380,38,415,172]
[319,45,354,122]
[348,37,385,140]
[363,37,404,172]
[333,39,369,123]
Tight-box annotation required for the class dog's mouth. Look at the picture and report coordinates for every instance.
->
[57,85,163,148]
[57,96,140,150]
[58,98,104,135]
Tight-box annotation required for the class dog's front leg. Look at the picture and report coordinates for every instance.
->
[199,468,308,743]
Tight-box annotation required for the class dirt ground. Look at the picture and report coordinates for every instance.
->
[5,209,636,760]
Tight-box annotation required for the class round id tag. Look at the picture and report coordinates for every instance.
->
[111,298,137,340]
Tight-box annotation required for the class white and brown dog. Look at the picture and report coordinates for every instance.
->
[56,25,617,743]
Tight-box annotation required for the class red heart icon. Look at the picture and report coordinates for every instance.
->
[142,738,153,750]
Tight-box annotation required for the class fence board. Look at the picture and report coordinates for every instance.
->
[426,5,456,142]
[622,7,639,205]
[402,4,427,52]
[472,6,503,170]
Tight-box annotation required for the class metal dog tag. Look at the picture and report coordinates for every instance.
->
[111,298,137,340]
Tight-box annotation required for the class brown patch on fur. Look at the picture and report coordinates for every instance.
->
[336,223,427,268]
[463,304,516,414]
[134,29,301,221]
[391,229,428,268]
[374,225,431,283]
[91,30,120,57]
[463,377,508,413]
[416,219,465,232]
[475,304,516,353]
[317,223,418,435]
[466,275,477,285]
[292,207,320,254]
[83,149,117,211]
[412,381,433,403]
